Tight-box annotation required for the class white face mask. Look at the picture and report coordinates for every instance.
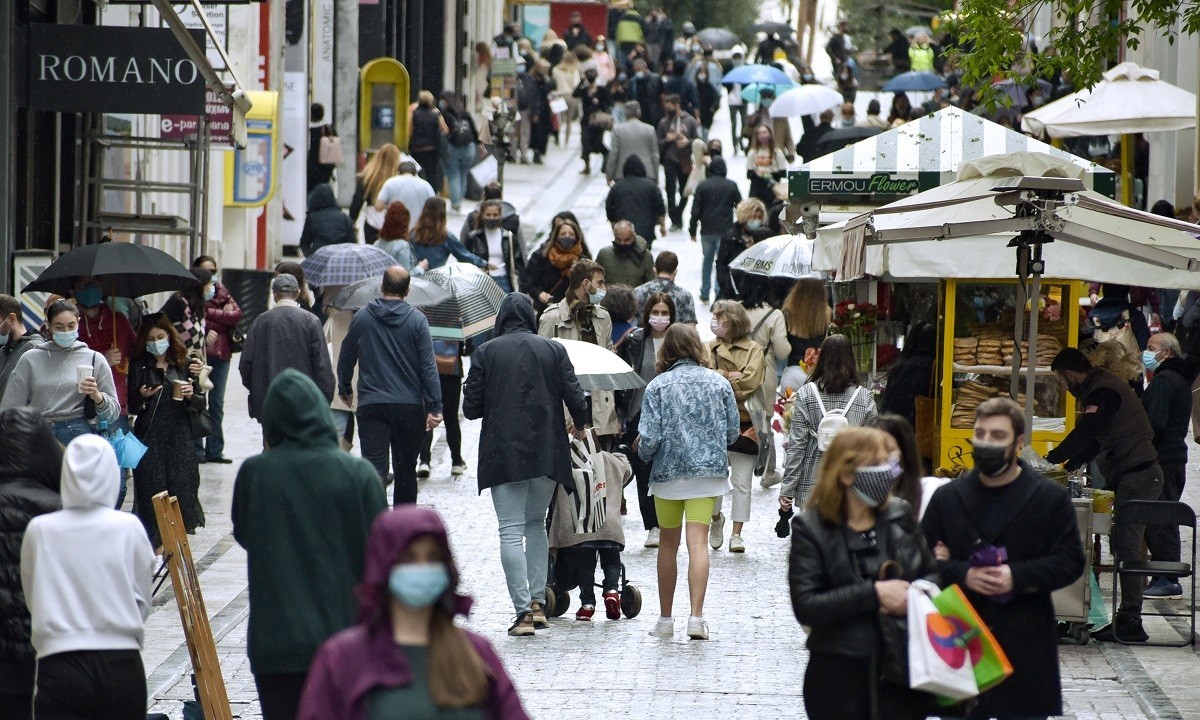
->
[648,315,671,331]
[710,318,727,338]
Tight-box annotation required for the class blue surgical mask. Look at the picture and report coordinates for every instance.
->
[746,219,763,230]
[589,289,606,304]
[147,339,170,356]
[388,563,450,608]
[0,318,10,346]
[203,285,216,302]
[53,330,78,348]
[1142,349,1162,372]
[74,286,103,308]
[209,273,220,285]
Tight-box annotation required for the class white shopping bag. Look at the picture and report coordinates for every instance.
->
[469,154,498,188]
[568,432,608,534]
[549,97,569,114]
[908,580,979,701]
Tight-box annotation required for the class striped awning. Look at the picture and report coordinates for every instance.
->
[790,107,1115,199]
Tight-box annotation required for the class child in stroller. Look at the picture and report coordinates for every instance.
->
[547,448,642,621]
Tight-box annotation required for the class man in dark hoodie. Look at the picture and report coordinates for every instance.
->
[688,157,741,302]
[233,369,387,720]
[605,156,667,246]
[1141,332,1194,599]
[299,184,356,258]
[338,266,442,505]
[463,293,589,635]
[0,295,38,406]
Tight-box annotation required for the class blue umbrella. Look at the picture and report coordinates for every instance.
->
[882,71,947,92]
[722,64,794,87]
[740,82,795,104]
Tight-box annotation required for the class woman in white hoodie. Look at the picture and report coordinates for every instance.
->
[20,434,155,720]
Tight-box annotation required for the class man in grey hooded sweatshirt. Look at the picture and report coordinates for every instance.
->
[20,434,155,720]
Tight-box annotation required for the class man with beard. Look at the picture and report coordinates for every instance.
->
[1046,347,1163,642]
[923,398,1084,719]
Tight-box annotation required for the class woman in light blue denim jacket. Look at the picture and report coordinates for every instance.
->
[637,324,739,641]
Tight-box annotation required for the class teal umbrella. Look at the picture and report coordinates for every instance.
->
[740,83,795,104]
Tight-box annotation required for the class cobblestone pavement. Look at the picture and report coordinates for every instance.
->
[139,108,1200,720]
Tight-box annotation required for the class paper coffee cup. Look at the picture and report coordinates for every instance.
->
[172,379,187,400]
[76,364,93,382]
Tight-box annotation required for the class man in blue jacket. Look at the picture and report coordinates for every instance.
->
[338,266,442,505]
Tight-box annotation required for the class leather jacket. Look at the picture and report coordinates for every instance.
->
[789,498,938,657]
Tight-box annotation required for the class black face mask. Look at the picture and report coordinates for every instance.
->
[483,219,502,230]
[973,441,1015,477]
[556,235,578,249]
[613,241,635,255]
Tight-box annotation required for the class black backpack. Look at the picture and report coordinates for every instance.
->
[449,116,473,146]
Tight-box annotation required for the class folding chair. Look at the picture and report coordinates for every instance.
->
[1111,500,1197,647]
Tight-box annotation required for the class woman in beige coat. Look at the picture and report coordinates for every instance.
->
[706,301,766,553]
[552,52,582,145]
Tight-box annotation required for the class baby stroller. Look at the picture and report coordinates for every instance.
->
[544,442,642,621]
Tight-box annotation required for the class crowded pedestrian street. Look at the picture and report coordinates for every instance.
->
[118,110,1200,720]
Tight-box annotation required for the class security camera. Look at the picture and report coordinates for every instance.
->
[800,203,820,219]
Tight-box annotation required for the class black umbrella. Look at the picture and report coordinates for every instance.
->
[815,126,883,156]
[326,274,452,311]
[753,21,795,36]
[695,28,741,51]
[23,241,199,298]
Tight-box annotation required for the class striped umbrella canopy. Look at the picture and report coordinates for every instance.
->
[300,244,396,288]
[421,261,507,340]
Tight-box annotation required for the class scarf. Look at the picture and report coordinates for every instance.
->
[547,241,583,272]
[568,299,599,345]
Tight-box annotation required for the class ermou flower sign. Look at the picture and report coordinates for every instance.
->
[25,24,207,115]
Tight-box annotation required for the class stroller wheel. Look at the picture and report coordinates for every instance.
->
[545,585,571,617]
[620,583,642,619]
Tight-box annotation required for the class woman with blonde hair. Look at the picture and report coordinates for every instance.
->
[540,28,567,68]
[715,198,771,299]
[747,124,789,205]
[350,144,401,243]
[789,426,937,720]
[1083,338,1142,382]
[706,300,766,553]
[551,51,581,145]
[783,278,832,366]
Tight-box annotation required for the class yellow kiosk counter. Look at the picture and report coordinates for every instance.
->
[933,278,1082,473]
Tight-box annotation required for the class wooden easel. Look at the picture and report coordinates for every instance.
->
[153,492,233,720]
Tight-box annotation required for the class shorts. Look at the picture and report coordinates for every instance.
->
[654,496,717,529]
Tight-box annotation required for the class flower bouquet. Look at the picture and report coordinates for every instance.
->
[831,299,879,373]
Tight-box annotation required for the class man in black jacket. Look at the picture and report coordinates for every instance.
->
[688,157,741,302]
[1046,347,1163,641]
[463,293,588,635]
[337,267,442,505]
[605,156,666,246]
[923,398,1084,718]
[463,199,525,294]
[1140,332,1194,598]
[298,184,356,258]
[0,295,38,406]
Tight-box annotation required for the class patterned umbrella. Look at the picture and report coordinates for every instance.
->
[421,261,507,340]
[299,244,396,288]
[326,274,451,311]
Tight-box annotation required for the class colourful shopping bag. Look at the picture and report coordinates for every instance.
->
[907,581,979,701]
[930,584,1014,692]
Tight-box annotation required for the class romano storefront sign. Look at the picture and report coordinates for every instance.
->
[25,24,206,114]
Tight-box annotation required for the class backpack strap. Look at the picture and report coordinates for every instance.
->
[808,382,827,417]
[840,386,862,413]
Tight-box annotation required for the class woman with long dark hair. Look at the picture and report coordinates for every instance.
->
[863,413,947,521]
[879,322,936,425]
[781,334,877,508]
[128,312,205,547]
[616,291,677,548]
[746,124,789,205]
[574,67,612,174]
[409,198,488,271]
[161,268,211,359]
[522,217,593,313]
[298,507,528,719]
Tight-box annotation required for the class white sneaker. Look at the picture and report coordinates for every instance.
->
[729,534,745,553]
[709,513,725,550]
[649,617,674,638]
[687,617,709,640]
[451,462,467,476]
[416,462,431,478]
[759,470,783,489]
[644,528,660,548]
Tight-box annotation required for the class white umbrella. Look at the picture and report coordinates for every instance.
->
[729,234,820,279]
[552,339,646,392]
[1021,62,1197,206]
[1021,62,1197,138]
[768,84,844,119]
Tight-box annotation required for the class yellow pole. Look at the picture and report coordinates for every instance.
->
[1050,137,1063,149]
[1120,133,1133,207]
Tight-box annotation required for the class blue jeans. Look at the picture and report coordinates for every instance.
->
[700,234,721,299]
[491,477,556,614]
[195,357,230,460]
[444,142,476,209]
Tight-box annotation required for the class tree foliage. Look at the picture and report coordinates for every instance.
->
[955,0,1200,101]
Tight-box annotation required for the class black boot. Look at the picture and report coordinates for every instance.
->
[1094,614,1149,643]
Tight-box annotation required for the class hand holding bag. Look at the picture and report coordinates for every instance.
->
[907,580,980,701]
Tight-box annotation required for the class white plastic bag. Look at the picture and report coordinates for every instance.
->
[908,580,979,701]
